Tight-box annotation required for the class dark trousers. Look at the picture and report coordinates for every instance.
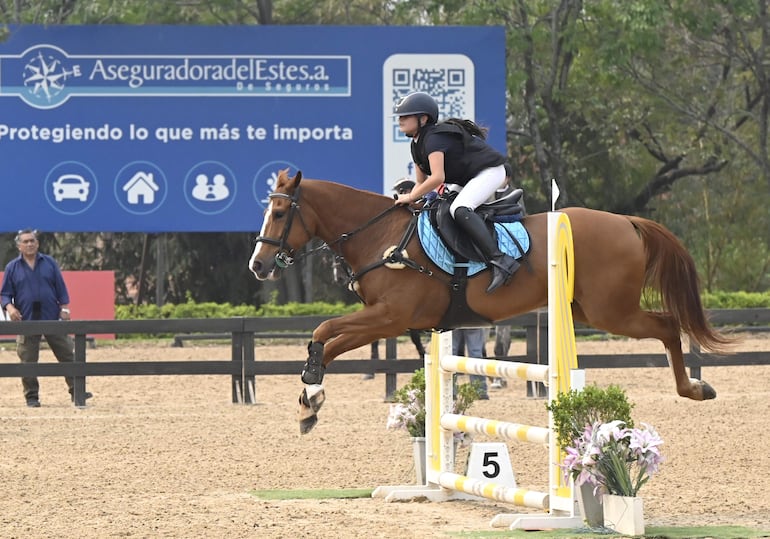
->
[493,325,512,358]
[17,334,75,400]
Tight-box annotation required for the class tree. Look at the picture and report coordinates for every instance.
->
[465,0,768,289]
[1,0,766,295]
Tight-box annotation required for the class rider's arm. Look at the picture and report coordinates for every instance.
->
[396,151,445,204]
[414,166,427,185]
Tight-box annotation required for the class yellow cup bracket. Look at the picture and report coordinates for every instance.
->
[382,245,409,269]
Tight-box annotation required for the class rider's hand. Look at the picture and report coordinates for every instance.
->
[394,193,414,205]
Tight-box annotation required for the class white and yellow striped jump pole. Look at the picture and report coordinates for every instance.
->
[377,208,582,528]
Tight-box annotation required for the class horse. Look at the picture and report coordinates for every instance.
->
[248,169,732,434]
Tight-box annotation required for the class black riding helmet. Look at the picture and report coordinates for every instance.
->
[394,92,439,124]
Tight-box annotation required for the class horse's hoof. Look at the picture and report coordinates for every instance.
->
[701,381,717,400]
[299,385,326,413]
[298,385,325,434]
[299,413,318,434]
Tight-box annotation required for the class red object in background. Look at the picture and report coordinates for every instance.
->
[0,271,115,339]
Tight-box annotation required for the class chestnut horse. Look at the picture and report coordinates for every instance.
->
[248,170,731,434]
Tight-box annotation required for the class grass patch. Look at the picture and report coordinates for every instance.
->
[450,525,769,538]
[250,488,374,500]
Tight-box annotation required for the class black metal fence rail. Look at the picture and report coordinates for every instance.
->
[0,309,766,405]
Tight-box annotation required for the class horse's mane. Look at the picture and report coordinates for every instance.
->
[301,178,394,205]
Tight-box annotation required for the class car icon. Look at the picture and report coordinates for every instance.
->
[53,174,90,202]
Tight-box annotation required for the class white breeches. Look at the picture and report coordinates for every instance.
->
[448,164,507,217]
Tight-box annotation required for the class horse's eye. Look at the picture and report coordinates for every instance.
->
[274,211,285,219]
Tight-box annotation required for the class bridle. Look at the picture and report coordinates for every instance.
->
[254,184,408,272]
[253,186,313,269]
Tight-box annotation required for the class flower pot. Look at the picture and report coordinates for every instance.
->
[576,483,604,528]
[411,436,426,485]
[602,494,644,536]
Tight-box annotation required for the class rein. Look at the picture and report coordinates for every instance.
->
[326,203,403,251]
[255,186,422,273]
[327,202,437,301]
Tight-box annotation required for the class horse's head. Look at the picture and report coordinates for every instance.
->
[248,169,311,280]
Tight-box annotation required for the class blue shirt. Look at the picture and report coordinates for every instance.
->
[1,253,70,321]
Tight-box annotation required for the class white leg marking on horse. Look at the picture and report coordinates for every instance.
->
[305,384,324,400]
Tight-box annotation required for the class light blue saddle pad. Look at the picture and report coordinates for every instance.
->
[417,212,530,276]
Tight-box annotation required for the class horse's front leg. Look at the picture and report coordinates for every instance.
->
[300,304,403,385]
[298,332,395,435]
[297,306,408,434]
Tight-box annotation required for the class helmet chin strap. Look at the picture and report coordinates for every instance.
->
[414,114,431,139]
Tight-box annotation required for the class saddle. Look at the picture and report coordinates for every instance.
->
[415,188,530,330]
[336,188,530,331]
[429,188,525,262]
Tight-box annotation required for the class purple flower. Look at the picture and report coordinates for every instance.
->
[561,420,664,496]
[596,420,627,444]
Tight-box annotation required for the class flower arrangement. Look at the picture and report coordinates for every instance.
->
[386,368,481,438]
[563,420,664,497]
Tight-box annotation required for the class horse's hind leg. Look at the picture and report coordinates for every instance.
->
[577,305,716,401]
[650,312,716,401]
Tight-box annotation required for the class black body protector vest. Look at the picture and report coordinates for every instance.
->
[410,122,505,185]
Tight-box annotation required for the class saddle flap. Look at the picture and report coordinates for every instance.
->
[419,209,530,278]
[429,191,525,262]
[432,200,487,262]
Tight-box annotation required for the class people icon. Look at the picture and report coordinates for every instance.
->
[192,173,229,202]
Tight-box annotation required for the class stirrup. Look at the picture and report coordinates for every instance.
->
[486,257,519,293]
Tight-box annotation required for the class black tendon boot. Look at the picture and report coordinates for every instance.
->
[454,206,519,293]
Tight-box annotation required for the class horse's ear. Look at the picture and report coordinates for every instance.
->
[293,170,303,186]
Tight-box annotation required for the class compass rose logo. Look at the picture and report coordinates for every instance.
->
[21,45,80,108]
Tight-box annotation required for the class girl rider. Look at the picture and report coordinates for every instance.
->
[393,91,519,293]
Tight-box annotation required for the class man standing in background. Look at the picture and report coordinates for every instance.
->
[1,229,92,407]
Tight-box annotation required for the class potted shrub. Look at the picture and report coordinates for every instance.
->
[546,384,634,527]
[386,368,482,483]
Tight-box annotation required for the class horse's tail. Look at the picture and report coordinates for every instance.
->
[628,216,732,353]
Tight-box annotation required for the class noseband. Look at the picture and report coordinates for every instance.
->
[254,186,311,268]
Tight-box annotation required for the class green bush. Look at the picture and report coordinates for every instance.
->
[111,291,768,340]
[113,300,361,339]
[702,291,770,308]
[546,385,635,452]
[257,301,360,317]
[113,291,768,321]
[115,300,361,321]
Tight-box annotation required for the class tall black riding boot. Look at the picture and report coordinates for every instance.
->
[454,206,520,293]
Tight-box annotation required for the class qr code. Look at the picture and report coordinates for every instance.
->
[391,67,468,141]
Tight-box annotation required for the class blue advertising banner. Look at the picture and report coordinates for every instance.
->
[0,25,505,232]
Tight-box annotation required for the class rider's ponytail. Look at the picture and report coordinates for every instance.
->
[441,118,489,140]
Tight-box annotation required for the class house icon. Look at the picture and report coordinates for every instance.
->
[123,172,160,204]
